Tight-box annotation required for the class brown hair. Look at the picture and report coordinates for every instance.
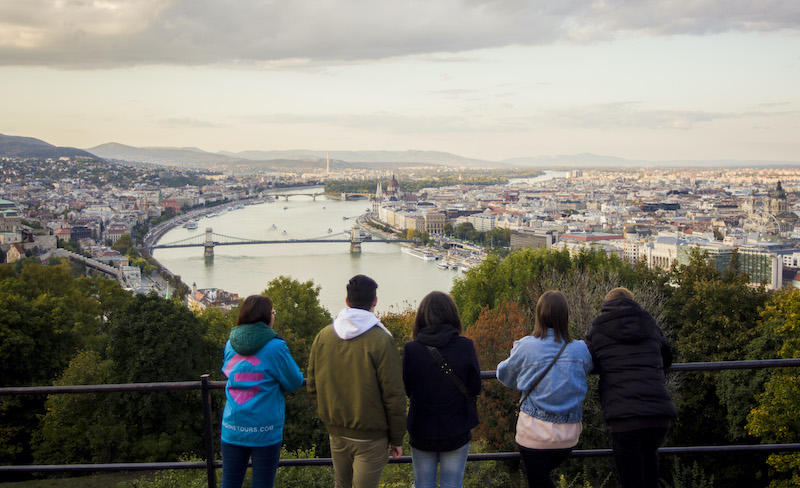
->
[533,290,572,344]
[604,287,634,302]
[237,295,273,326]
[413,291,462,340]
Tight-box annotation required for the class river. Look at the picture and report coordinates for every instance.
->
[152,191,458,316]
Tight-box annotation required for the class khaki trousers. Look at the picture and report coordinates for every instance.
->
[329,435,389,488]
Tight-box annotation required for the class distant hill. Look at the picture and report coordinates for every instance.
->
[0,134,98,159]
[222,149,497,167]
[87,143,247,166]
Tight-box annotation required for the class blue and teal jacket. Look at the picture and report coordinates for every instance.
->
[496,330,593,424]
[221,322,304,447]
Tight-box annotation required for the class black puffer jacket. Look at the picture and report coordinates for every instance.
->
[586,298,677,425]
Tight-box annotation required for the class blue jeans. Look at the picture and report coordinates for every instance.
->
[221,440,281,488]
[411,442,470,488]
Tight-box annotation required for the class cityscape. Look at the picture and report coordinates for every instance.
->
[2,155,800,306]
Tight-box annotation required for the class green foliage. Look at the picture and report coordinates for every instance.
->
[664,247,771,487]
[463,440,515,488]
[274,446,335,487]
[122,457,211,488]
[661,460,715,488]
[112,234,133,253]
[262,277,333,453]
[746,287,800,487]
[32,351,121,464]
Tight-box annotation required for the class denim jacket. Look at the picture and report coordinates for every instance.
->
[496,330,593,424]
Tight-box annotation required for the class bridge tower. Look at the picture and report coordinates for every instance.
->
[204,227,214,257]
[349,226,362,253]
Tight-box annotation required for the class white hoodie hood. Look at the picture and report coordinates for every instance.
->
[333,308,392,340]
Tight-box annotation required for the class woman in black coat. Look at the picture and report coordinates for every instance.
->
[403,291,481,488]
[586,287,677,488]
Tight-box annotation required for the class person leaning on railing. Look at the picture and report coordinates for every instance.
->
[586,287,677,488]
[220,295,304,488]
[403,291,482,488]
[496,290,594,488]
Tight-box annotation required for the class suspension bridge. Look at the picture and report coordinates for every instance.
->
[149,227,411,256]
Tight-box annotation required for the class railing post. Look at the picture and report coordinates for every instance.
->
[201,374,217,488]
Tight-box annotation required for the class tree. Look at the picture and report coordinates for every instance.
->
[112,233,133,253]
[262,277,333,453]
[105,293,210,461]
[0,262,111,466]
[747,287,800,488]
[464,300,530,452]
[32,351,121,464]
[664,247,770,487]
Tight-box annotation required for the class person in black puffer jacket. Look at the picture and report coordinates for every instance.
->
[586,287,677,488]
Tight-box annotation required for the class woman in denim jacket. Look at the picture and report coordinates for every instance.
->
[497,291,593,488]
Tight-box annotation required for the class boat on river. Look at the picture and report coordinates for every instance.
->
[402,246,437,261]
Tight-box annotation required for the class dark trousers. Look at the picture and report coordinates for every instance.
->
[221,440,281,488]
[611,427,670,488]
[517,444,573,488]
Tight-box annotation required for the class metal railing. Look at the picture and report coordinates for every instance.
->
[2,358,800,488]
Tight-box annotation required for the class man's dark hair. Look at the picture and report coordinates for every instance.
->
[347,274,378,310]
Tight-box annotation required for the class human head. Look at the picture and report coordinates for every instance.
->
[604,287,634,303]
[237,294,274,326]
[346,274,378,311]
[413,291,462,339]
[533,290,572,344]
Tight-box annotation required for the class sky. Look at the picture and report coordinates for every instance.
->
[1,0,799,163]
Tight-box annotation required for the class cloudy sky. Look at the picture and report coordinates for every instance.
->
[1,0,799,162]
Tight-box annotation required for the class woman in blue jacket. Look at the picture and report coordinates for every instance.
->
[403,291,481,488]
[497,290,593,488]
[221,295,304,488]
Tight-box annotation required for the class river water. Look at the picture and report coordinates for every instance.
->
[152,192,458,316]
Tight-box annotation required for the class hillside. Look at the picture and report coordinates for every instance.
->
[0,134,98,159]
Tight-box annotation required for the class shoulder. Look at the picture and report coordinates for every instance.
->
[312,324,335,341]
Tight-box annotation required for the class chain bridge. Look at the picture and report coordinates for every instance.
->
[149,227,410,256]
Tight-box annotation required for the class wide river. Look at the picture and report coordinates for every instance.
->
[152,190,458,316]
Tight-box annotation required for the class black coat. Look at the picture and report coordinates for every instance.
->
[403,328,481,451]
[586,298,677,426]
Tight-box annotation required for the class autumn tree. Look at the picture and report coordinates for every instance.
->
[747,287,800,488]
[464,300,531,452]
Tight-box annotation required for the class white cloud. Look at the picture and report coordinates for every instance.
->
[0,0,797,68]
[544,102,799,130]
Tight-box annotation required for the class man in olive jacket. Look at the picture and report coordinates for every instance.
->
[307,275,406,488]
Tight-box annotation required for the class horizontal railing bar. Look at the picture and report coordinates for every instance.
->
[0,381,204,395]
[479,357,800,380]
[4,444,800,473]
[3,358,799,396]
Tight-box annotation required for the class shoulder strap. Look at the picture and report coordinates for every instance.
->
[520,340,569,405]
[427,346,475,402]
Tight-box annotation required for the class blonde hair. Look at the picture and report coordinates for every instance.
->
[604,287,634,302]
